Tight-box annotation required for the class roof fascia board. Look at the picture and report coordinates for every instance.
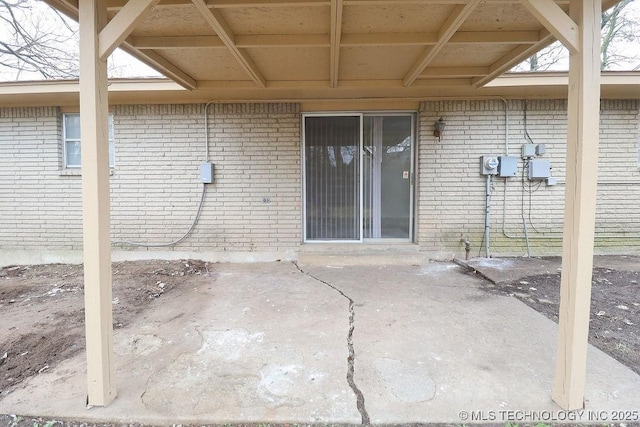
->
[2,72,639,98]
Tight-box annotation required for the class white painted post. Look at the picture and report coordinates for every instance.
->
[552,0,601,411]
[79,0,116,406]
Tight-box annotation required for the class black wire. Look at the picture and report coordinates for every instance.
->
[522,102,545,234]
[528,180,541,233]
[478,232,485,257]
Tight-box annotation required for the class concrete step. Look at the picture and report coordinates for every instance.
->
[297,243,425,266]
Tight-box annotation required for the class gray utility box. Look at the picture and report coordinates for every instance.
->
[522,143,536,158]
[200,162,215,184]
[528,159,551,180]
[498,156,518,177]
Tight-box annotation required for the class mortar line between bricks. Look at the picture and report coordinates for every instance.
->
[293,261,370,426]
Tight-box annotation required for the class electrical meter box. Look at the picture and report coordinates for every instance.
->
[480,155,499,175]
[498,156,518,177]
[528,159,551,180]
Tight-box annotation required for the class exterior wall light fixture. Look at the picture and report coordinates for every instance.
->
[434,117,446,140]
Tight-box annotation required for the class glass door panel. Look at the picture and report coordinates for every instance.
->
[380,116,412,238]
[304,116,361,241]
[363,115,412,239]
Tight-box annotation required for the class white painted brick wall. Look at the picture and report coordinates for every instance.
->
[0,103,301,254]
[418,99,640,257]
[1,100,639,259]
[0,107,84,250]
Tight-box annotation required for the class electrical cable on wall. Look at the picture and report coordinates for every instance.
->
[521,100,543,234]
[112,100,216,248]
[112,185,207,247]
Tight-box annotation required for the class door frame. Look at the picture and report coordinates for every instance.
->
[362,112,415,243]
[301,112,415,243]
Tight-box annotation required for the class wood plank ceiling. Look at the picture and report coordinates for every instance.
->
[43,0,616,100]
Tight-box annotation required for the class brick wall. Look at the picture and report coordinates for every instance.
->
[0,107,83,249]
[0,103,302,256]
[418,99,640,257]
[1,100,639,261]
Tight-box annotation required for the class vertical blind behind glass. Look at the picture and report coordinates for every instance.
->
[305,116,360,240]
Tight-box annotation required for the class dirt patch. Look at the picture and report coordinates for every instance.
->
[0,260,210,399]
[485,267,640,375]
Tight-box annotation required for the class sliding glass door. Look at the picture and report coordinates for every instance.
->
[363,115,413,239]
[304,113,413,242]
[304,115,361,241]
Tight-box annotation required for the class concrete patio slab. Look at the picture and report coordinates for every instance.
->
[461,255,640,284]
[1,260,638,424]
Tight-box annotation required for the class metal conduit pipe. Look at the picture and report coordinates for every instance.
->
[112,100,216,248]
[204,100,216,162]
[485,174,492,258]
[499,99,563,249]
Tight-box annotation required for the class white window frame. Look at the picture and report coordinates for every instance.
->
[63,113,115,168]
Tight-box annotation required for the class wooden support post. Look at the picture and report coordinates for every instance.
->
[552,0,601,411]
[79,0,116,406]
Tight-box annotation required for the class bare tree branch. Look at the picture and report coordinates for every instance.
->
[0,0,78,79]
[513,0,640,72]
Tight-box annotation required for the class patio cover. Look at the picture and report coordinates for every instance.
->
[40,0,614,412]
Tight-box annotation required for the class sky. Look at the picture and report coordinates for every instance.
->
[0,0,639,82]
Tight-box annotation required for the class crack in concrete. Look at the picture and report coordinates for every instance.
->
[293,262,370,425]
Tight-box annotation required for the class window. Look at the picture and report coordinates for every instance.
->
[63,113,115,168]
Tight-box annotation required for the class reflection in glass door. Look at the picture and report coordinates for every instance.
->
[363,115,413,239]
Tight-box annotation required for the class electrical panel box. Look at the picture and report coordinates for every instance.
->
[480,155,499,175]
[200,162,215,184]
[528,159,551,180]
[535,144,546,156]
[546,176,557,186]
[522,143,537,159]
[498,156,518,177]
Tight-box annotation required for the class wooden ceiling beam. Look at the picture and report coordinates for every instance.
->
[104,0,578,10]
[330,0,344,87]
[473,0,620,87]
[239,34,330,48]
[99,0,160,59]
[101,0,610,10]
[451,30,540,44]
[133,34,331,49]
[472,30,556,87]
[118,42,198,88]
[131,30,540,50]
[342,32,438,46]
[133,35,225,49]
[141,32,500,50]
[209,0,327,6]
[520,0,579,53]
[106,0,327,9]
[42,0,197,89]
[402,0,482,87]
[419,66,490,78]
[192,0,266,87]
